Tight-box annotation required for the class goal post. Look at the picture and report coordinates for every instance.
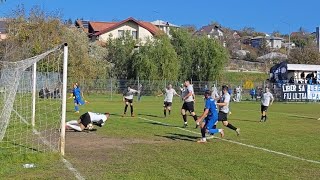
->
[0,43,68,155]
[60,43,68,156]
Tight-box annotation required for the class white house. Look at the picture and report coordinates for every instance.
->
[90,17,160,45]
[151,20,179,36]
[251,36,283,49]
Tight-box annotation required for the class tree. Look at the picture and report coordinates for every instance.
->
[2,6,107,86]
[132,35,179,80]
[170,28,193,80]
[289,45,320,64]
[105,32,136,79]
[191,36,229,81]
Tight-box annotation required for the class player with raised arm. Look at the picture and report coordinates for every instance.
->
[260,87,274,122]
[196,90,224,143]
[123,86,139,117]
[157,84,180,117]
[70,83,88,113]
[181,80,198,128]
[66,112,110,132]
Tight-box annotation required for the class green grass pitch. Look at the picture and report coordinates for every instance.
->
[1,94,320,179]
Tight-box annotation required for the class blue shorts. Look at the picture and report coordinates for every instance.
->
[74,98,85,105]
[204,117,218,130]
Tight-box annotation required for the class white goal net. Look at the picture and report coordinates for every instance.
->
[0,44,68,154]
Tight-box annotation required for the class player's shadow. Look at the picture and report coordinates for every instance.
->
[138,113,163,118]
[231,118,259,123]
[155,133,198,142]
[287,115,315,120]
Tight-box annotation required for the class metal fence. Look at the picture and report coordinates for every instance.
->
[71,78,267,101]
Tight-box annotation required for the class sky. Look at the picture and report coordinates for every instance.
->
[0,0,319,34]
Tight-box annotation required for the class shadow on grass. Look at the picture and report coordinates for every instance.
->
[231,118,260,123]
[138,113,163,118]
[140,121,179,128]
[287,115,316,120]
[155,133,198,142]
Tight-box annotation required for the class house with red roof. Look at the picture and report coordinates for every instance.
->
[84,17,160,45]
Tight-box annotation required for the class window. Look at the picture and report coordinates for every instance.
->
[118,30,124,38]
[132,30,137,39]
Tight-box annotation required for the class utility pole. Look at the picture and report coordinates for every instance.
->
[282,21,291,56]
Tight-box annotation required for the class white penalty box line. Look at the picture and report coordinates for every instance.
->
[138,117,320,165]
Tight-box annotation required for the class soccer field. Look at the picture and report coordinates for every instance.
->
[2,94,320,179]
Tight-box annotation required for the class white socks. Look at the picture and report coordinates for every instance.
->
[66,120,82,131]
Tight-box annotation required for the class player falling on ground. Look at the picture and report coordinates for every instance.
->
[70,83,89,113]
[157,84,180,117]
[123,86,139,117]
[196,90,224,143]
[181,80,198,128]
[260,87,274,122]
[216,85,240,135]
[66,112,110,132]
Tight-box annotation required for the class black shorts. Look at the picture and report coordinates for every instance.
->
[79,112,91,127]
[182,101,195,112]
[261,105,269,112]
[125,98,133,103]
[163,101,172,107]
[218,111,228,121]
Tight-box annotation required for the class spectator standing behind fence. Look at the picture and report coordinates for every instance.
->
[250,88,256,100]
[235,85,242,102]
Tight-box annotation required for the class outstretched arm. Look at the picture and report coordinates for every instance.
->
[196,109,209,124]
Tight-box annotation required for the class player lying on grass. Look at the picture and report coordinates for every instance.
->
[196,90,224,143]
[66,112,110,132]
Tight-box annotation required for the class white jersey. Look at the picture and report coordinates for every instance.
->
[88,112,108,125]
[211,87,219,100]
[261,92,274,106]
[219,93,230,113]
[236,87,241,94]
[123,88,138,100]
[182,85,194,102]
[164,88,178,102]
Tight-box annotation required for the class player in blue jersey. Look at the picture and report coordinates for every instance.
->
[196,90,224,143]
[70,83,88,113]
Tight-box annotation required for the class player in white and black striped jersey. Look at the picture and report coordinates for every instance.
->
[123,86,139,117]
[158,84,180,117]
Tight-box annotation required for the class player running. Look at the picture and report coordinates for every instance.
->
[216,85,240,135]
[66,112,110,132]
[196,90,224,143]
[157,84,180,117]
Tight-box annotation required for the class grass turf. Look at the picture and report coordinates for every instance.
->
[1,94,320,179]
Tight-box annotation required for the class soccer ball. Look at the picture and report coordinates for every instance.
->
[87,123,93,130]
